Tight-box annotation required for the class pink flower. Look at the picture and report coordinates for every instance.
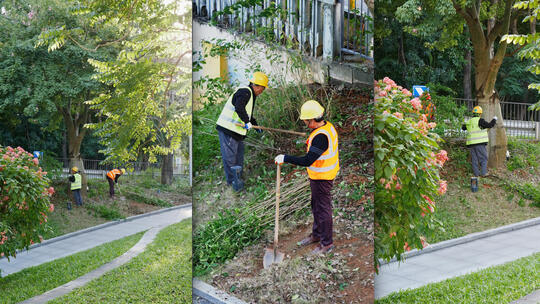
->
[2,154,9,160]
[393,112,403,119]
[438,180,448,195]
[389,232,396,238]
[428,122,437,129]
[385,183,392,190]
[49,204,54,212]
[2,196,8,202]
[47,187,55,196]
[402,89,412,97]
[436,150,448,165]
[379,90,387,97]
[395,183,402,190]
[33,158,39,165]
[410,98,422,111]
[27,10,35,19]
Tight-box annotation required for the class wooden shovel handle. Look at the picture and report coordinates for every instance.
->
[274,164,281,249]
[234,123,306,137]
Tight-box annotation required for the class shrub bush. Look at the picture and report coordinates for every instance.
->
[374,78,448,270]
[0,146,55,261]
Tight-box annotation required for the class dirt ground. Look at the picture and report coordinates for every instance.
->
[201,85,374,303]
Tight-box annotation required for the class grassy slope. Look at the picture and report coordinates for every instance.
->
[376,253,540,304]
[44,175,190,240]
[0,232,143,304]
[428,139,540,244]
[50,219,192,304]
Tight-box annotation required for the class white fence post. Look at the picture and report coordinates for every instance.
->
[536,122,540,140]
[322,1,334,60]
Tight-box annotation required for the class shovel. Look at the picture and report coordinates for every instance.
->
[263,164,285,268]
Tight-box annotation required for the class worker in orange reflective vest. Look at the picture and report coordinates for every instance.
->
[275,100,339,254]
[106,168,125,198]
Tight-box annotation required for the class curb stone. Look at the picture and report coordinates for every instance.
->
[193,278,248,304]
[510,289,540,304]
[1,203,192,260]
[19,225,168,304]
[379,216,540,265]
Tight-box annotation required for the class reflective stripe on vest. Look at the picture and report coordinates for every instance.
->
[71,173,82,190]
[306,121,340,180]
[216,87,254,136]
[107,169,121,180]
[466,117,488,145]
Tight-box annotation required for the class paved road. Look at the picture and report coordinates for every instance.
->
[0,204,192,277]
[375,218,540,299]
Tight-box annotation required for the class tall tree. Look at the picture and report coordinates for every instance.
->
[395,0,530,168]
[35,0,192,184]
[0,0,118,190]
[502,1,540,110]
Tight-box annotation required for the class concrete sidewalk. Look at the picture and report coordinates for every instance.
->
[375,219,540,299]
[0,204,192,277]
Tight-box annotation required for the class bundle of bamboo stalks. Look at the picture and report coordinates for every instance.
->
[206,174,311,241]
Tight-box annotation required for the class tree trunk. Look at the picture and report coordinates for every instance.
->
[477,94,507,169]
[463,49,473,100]
[161,152,174,185]
[60,103,89,195]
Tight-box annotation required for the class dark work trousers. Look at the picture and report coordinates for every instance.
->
[72,189,83,206]
[469,144,488,176]
[107,177,115,197]
[218,129,245,185]
[309,179,334,246]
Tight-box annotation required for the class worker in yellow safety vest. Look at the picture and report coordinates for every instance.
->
[69,167,83,206]
[216,71,268,191]
[462,106,497,177]
[274,100,339,254]
[106,168,125,198]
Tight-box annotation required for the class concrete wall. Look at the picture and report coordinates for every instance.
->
[193,20,328,89]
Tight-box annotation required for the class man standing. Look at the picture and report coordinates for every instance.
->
[106,168,125,198]
[216,71,268,191]
[462,106,497,177]
[274,100,339,254]
[69,167,83,206]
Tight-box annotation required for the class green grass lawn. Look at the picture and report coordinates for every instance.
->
[50,219,192,304]
[0,232,143,304]
[376,252,540,303]
[430,140,540,244]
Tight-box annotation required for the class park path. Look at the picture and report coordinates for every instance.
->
[375,217,540,299]
[0,204,192,277]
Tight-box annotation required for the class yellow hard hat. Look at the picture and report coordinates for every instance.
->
[473,106,482,114]
[121,168,126,174]
[71,166,78,172]
[300,100,325,120]
[249,72,269,88]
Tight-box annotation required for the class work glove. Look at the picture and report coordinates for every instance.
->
[493,116,498,121]
[274,154,285,165]
[244,122,253,130]
[256,128,262,134]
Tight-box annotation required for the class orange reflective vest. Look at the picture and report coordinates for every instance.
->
[306,121,339,180]
[107,169,122,180]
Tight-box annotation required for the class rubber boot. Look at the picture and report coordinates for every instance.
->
[67,201,72,210]
[231,166,244,192]
[471,177,478,192]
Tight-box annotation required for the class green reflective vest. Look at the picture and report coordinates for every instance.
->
[71,173,82,190]
[466,117,489,145]
[216,87,254,136]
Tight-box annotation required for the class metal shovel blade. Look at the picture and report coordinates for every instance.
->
[263,247,285,269]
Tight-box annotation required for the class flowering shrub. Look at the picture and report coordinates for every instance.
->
[374,78,448,270]
[0,146,54,261]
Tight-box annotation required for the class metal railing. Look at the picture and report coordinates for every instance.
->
[193,0,373,61]
[57,159,189,180]
[451,99,540,140]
